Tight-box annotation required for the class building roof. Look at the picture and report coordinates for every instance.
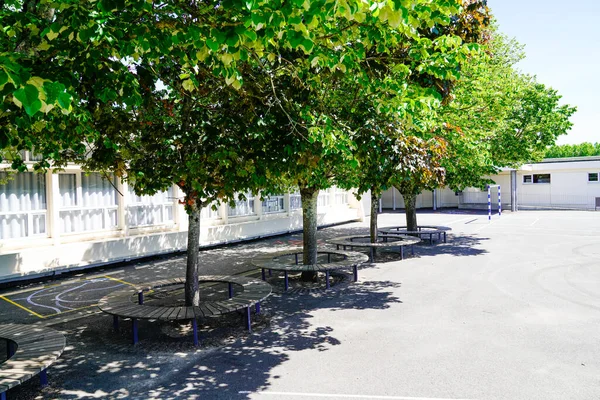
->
[538,156,600,164]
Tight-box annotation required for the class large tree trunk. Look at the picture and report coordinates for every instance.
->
[402,191,419,232]
[370,189,379,243]
[185,204,201,306]
[300,186,319,281]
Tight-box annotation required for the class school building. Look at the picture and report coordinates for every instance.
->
[0,152,368,282]
[381,156,600,212]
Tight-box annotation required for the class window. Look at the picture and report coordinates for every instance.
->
[317,191,330,207]
[127,186,174,227]
[333,187,349,205]
[201,203,220,219]
[0,172,47,240]
[289,191,302,210]
[59,173,119,234]
[228,193,255,217]
[588,173,599,182]
[523,174,551,184]
[262,195,285,214]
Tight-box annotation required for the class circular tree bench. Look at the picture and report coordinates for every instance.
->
[251,248,369,291]
[379,225,452,244]
[327,234,421,262]
[0,324,66,400]
[98,275,272,346]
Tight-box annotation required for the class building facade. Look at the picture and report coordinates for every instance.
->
[0,153,367,281]
[381,156,600,212]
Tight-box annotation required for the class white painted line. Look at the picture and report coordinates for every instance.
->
[444,216,479,225]
[530,218,540,226]
[241,391,476,400]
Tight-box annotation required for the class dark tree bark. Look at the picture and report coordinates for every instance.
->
[300,186,319,281]
[401,191,419,232]
[185,204,201,306]
[370,189,379,243]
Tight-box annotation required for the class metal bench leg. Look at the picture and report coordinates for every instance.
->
[411,244,415,256]
[7,341,15,358]
[353,266,358,282]
[113,315,119,331]
[138,292,144,305]
[268,269,272,277]
[284,271,289,291]
[246,307,252,332]
[192,319,199,346]
[228,282,233,299]
[370,247,375,262]
[325,271,330,290]
[255,302,261,314]
[40,369,48,386]
[328,253,331,262]
[295,253,299,265]
[261,268,266,281]
[400,246,404,260]
[444,232,447,243]
[336,244,340,250]
[132,319,139,345]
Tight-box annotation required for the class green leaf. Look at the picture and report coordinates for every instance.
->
[14,84,43,116]
[0,70,8,88]
[57,92,72,109]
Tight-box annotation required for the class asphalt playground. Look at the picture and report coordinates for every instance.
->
[1,209,599,400]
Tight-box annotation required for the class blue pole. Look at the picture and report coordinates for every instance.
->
[498,185,502,216]
[487,185,491,221]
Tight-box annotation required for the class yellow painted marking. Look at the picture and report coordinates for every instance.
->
[0,295,46,319]
[103,275,137,287]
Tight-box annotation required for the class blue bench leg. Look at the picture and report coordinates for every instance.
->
[261,268,266,281]
[255,302,261,314]
[353,266,358,282]
[228,283,233,299]
[370,247,374,262]
[1,391,6,400]
[268,269,272,277]
[400,246,404,260]
[325,271,330,290]
[113,315,119,331]
[192,319,199,346]
[40,369,48,386]
[7,341,15,358]
[246,307,252,332]
[411,244,415,256]
[138,292,144,305]
[284,271,289,291]
[132,319,139,345]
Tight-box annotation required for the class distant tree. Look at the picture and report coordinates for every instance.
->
[545,142,600,158]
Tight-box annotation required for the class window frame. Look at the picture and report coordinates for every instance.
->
[523,174,551,184]
[588,172,599,183]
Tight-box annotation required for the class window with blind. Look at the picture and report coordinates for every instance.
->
[228,193,255,217]
[127,186,174,227]
[262,195,285,214]
[59,173,118,234]
[0,172,47,240]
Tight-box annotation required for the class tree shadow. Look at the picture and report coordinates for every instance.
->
[8,279,402,399]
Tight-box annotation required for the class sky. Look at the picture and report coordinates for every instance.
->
[489,1,600,145]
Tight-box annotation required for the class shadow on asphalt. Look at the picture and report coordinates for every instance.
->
[10,279,402,399]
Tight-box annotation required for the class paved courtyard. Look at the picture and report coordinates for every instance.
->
[1,210,599,399]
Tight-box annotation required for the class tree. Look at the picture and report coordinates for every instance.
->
[545,142,600,158]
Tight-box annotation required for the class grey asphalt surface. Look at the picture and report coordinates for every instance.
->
[1,210,599,400]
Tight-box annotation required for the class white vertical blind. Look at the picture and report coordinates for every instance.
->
[0,172,47,239]
[59,173,118,234]
[127,186,174,227]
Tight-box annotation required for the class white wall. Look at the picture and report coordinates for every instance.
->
[0,165,366,281]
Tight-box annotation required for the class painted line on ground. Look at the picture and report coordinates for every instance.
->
[240,391,476,400]
[103,275,138,287]
[0,295,46,319]
[444,216,481,225]
[530,218,540,226]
